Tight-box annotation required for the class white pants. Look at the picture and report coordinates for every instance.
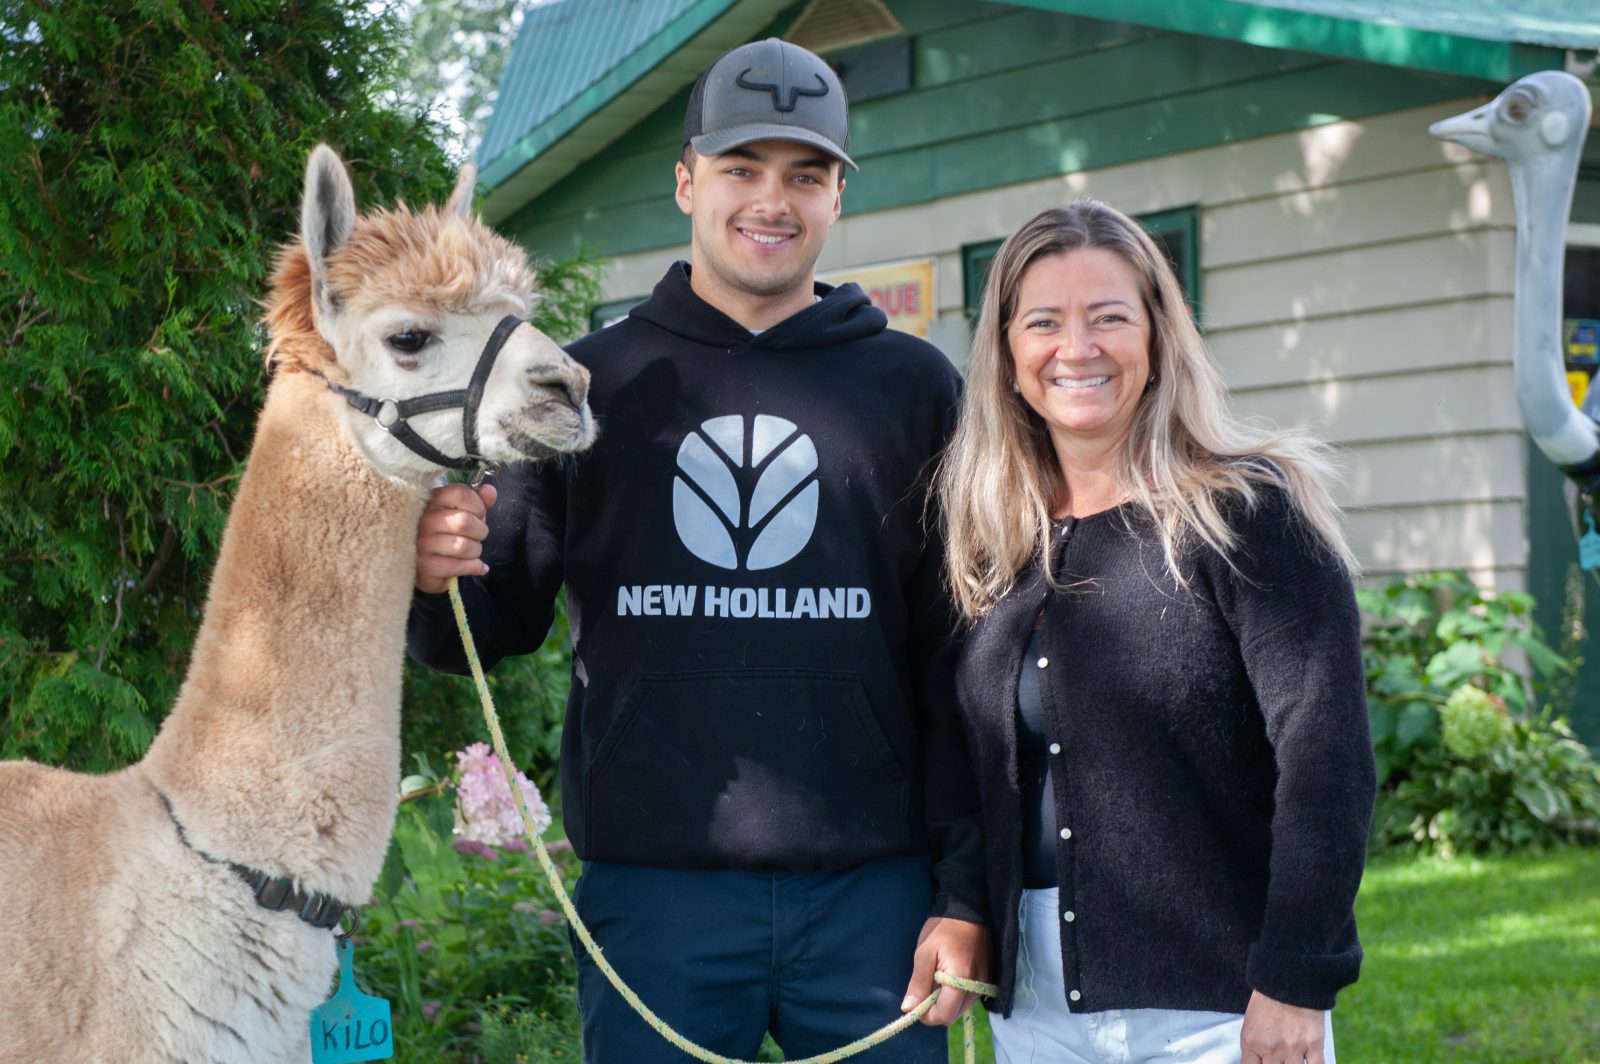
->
[989,889,1336,1064]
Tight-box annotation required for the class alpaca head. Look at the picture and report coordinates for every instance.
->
[1430,70,1592,166]
[263,145,596,482]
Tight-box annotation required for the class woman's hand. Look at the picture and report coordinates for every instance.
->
[1240,990,1326,1064]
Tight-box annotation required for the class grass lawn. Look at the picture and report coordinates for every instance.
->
[945,847,1600,1064]
[1338,846,1600,1064]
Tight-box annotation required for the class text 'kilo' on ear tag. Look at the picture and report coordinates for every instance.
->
[1582,512,1600,572]
[311,936,393,1063]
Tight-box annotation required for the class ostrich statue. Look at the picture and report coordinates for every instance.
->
[1431,72,1600,520]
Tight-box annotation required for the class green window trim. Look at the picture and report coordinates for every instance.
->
[589,296,645,333]
[962,205,1201,322]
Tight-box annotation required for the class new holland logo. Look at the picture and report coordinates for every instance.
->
[673,414,818,571]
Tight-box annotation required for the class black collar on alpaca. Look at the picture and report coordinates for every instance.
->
[157,790,354,932]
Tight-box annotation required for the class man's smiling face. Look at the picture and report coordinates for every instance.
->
[675,139,843,317]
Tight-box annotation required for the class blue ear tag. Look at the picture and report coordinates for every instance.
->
[310,936,393,1063]
[1582,513,1600,572]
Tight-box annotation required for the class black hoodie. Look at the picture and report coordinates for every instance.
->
[408,263,986,924]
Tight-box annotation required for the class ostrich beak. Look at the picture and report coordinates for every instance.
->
[1430,105,1503,159]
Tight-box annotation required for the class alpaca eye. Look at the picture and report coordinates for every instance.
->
[387,329,431,354]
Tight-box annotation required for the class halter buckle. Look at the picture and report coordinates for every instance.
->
[374,398,402,430]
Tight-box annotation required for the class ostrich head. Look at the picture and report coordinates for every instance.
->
[1429,70,1591,165]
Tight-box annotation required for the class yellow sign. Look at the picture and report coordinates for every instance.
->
[819,259,936,338]
[1570,371,1590,410]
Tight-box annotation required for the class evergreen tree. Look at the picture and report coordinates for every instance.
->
[0,0,591,771]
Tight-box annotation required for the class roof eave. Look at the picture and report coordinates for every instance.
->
[1005,0,1569,82]
[478,0,794,225]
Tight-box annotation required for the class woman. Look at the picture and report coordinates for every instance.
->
[938,201,1374,1064]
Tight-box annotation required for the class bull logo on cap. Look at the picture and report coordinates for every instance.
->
[734,68,828,113]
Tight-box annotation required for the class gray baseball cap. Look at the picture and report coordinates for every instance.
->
[683,38,857,171]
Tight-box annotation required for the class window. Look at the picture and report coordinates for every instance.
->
[961,205,1201,322]
[588,297,642,333]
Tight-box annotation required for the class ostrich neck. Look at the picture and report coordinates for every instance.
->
[1509,156,1599,466]
[143,370,427,894]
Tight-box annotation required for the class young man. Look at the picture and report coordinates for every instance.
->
[407,37,988,1062]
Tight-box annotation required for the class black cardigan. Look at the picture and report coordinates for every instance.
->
[954,485,1375,1016]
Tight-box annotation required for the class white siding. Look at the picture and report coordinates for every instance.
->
[599,97,1525,583]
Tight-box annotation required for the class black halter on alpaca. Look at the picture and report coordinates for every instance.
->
[317,313,522,477]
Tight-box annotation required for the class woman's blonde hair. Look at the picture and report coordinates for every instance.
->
[938,199,1357,620]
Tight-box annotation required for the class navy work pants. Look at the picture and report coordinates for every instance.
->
[570,855,948,1063]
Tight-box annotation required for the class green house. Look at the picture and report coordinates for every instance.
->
[476,0,1600,735]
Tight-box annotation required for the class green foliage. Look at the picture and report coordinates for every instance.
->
[1361,573,1600,855]
[1376,710,1600,855]
[392,0,523,156]
[1358,571,1571,787]
[1439,684,1512,761]
[0,0,454,769]
[0,0,606,776]
[364,763,581,1062]
[476,996,582,1064]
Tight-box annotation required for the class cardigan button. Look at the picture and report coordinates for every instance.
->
[1058,827,1072,840]
[1048,742,1061,755]
[1063,910,1076,922]
[1036,657,1049,668]
[1069,990,1082,1003]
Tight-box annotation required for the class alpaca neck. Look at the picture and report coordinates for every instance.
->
[144,370,427,900]
[1509,151,1599,467]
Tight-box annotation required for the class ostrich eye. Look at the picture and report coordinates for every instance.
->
[1501,91,1534,123]
[387,329,432,354]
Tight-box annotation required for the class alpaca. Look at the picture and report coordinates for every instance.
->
[0,145,595,1063]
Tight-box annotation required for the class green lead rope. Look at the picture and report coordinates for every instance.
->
[447,577,998,1064]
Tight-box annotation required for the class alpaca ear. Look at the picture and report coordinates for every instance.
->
[446,163,478,220]
[301,144,356,335]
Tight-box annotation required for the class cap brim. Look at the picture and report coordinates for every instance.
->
[691,124,858,171]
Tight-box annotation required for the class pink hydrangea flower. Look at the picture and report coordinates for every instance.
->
[453,742,552,847]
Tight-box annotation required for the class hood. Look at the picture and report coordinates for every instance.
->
[629,261,888,352]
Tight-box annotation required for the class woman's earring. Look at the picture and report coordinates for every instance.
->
[1011,379,1021,393]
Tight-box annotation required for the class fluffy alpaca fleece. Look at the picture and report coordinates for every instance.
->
[0,147,590,1062]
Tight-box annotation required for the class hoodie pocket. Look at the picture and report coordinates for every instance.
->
[583,668,910,867]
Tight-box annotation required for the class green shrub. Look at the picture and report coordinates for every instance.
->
[362,751,582,1063]
[1375,708,1600,855]
[0,0,603,781]
[1361,572,1600,855]
[0,0,455,769]
[1358,571,1571,787]
[476,996,582,1064]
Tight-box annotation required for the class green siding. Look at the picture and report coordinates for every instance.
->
[1006,0,1565,82]
[1525,450,1600,748]
[853,34,1325,157]
[914,10,1157,88]
[506,9,1495,260]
